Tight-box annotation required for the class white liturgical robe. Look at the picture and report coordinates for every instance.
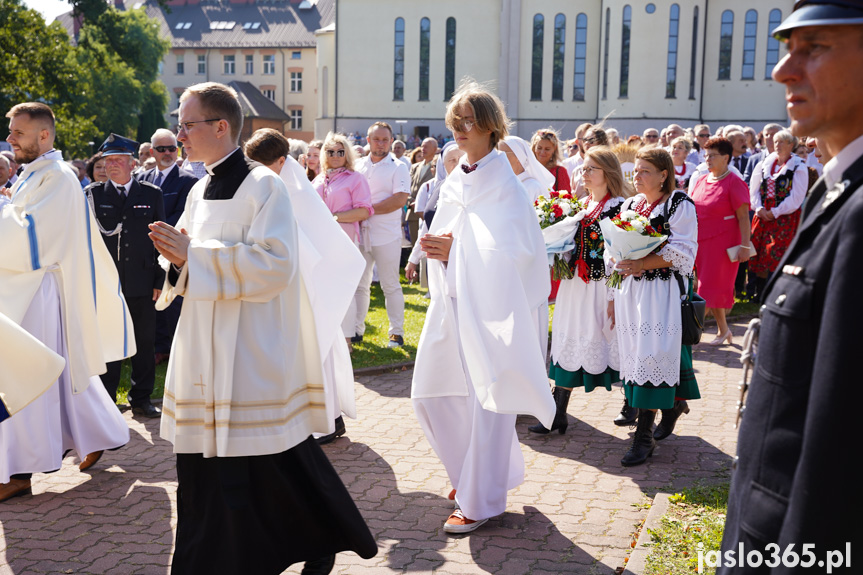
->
[158,164,330,458]
[279,156,365,424]
[412,150,555,428]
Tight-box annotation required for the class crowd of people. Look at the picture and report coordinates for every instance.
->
[1,0,861,572]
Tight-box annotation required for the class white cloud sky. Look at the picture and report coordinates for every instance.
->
[23,0,72,23]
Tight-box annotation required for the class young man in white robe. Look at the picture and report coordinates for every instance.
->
[148,83,375,575]
[412,82,556,534]
[243,127,366,444]
[0,102,132,502]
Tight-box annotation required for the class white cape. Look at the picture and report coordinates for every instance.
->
[279,156,365,421]
[412,151,555,429]
[0,153,135,395]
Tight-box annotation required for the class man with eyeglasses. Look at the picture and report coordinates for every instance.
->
[642,128,660,146]
[562,122,592,176]
[86,133,166,418]
[137,128,198,365]
[742,123,783,184]
[693,124,712,163]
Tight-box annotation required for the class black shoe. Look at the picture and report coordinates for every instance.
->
[316,416,346,445]
[350,334,363,343]
[653,400,690,441]
[621,410,657,467]
[529,387,571,434]
[301,554,336,575]
[613,398,638,427]
[131,403,161,419]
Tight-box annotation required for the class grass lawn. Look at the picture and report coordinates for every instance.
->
[644,482,730,575]
[117,273,430,403]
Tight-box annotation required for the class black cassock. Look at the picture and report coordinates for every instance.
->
[170,149,377,574]
[719,152,863,573]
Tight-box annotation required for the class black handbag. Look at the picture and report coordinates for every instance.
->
[676,272,706,345]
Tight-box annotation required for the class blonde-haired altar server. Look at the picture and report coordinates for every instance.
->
[413,81,555,534]
[0,102,132,502]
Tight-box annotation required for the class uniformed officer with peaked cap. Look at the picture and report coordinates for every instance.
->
[719,2,863,572]
[85,134,166,418]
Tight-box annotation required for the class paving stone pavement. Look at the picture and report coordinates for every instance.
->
[0,320,749,575]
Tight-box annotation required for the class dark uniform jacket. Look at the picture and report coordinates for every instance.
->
[137,164,197,227]
[87,179,166,299]
[719,153,863,573]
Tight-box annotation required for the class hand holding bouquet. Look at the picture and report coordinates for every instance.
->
[600,210,667,288]
[535,191,584,280]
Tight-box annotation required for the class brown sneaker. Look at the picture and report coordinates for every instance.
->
[79,451,104,472]
[0,478,32,502]
[443,509,488,534]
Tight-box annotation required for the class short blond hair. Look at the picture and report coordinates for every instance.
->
[670,136,692,154]
[321,132,358,172]
[180,82,244,144]
[445,79,511,149]
[531,128,563,167]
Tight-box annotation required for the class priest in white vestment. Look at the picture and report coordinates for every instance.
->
[243,127,366,444]
[412,82,556,534]
[148,83,375,575]
[0,103,132,502]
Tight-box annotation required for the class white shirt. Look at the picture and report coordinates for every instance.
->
[823,133,863,190]
[562,154,583,175]
[396,156,411,169]
[355,153,410,246]
[153,164,177,186]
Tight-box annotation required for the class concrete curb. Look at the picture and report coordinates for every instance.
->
[353,361,415,377]
[622,492,673,575]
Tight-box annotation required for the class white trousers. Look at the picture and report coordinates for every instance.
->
[355,238,405,337]
[0,273,129,483]
[412,302,524,521]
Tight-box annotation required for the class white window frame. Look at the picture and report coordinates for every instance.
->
[224,54,235,75]
[263,55,275,75]
[290,71,302,93]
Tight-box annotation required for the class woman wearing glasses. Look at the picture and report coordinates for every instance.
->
[530,128,571,193]
[571,127,610,198]
[311,132,373,352]
[529,147,631,435]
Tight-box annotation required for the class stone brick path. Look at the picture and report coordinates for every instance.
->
[0,320,748,574]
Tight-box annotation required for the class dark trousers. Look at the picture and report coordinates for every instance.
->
[155,295,182,354]
[101,295,156,407]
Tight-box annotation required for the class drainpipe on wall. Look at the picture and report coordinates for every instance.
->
[595,0,604,123]
[334,0,339,133]
[206,49,210,82]
[698,0,708,124]
[280,48,287,112]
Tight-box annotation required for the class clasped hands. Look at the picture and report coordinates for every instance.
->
[148,222,190,268]
[756,208,776,221]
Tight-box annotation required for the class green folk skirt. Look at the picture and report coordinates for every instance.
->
[549,363,620,393]
[623,344,701,410]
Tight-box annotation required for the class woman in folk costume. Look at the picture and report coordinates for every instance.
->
[412,81,555,534]
[609,147,700,467]
[244,129,366,446]
[530,147,631,435]
[747,129,808,299]
[149,82,375,575]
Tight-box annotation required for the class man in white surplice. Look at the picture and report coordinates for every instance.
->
[148,83,375,574]
[413,82,556,534]
[0,102,132,502]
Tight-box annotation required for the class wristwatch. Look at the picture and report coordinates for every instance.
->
[333,213,340,222]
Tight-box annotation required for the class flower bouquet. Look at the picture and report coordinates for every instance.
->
[535,191,584,281]
[599,210,667,288]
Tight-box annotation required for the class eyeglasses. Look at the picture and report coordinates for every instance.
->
[453,119,475,133]
[153,145,178,153]
[568,144,579,150]
[177,119,222,132]
[582,137,599,145]
[697,133,711,138]
[644,134,659,140]
[326,149,346,157]
[582,166,602,175]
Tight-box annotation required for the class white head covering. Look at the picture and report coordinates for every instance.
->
[502,136,556,191]
[424,141,459,215]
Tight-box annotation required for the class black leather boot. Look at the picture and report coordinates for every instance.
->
[529,387,572,434]
[653,400,690,440]
[613,397,638,427]
[301,554,336,575]
[316,416,346,445]
[621,409,657,467]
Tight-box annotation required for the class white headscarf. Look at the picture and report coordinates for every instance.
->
[502,136,556,191]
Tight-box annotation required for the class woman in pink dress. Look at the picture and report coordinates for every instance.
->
[312,132,374,349]
[691,137,751,346]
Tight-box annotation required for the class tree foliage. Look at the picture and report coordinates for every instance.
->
[0,0,169,158]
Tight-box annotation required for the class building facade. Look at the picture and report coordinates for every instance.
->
[317,0,794,140]
[146,0,333,142]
